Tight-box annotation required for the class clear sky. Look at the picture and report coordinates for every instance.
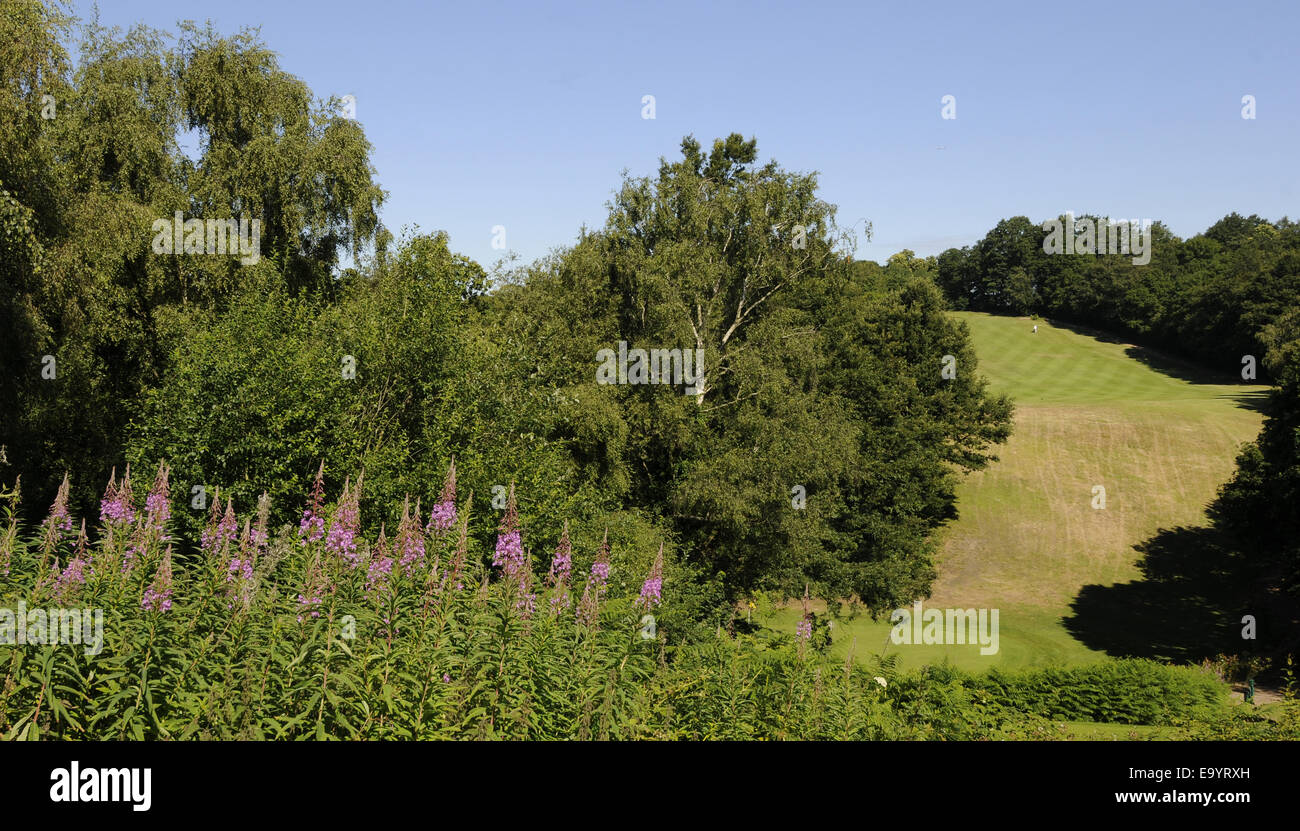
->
[67,0,1300,268]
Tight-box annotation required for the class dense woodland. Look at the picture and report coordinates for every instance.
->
[0,4,1014,612]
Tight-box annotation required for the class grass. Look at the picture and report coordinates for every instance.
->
[768,312,1268,674]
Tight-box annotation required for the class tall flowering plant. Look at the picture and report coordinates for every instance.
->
[99,466,135,528]
[201,494,239,573]
[577,530,611,628]
[325,474,363,569]
[224,520,259,611]
[299,461,327,544]
[426,459,456,536]
[444,496,471,593]
[141,545,174,613]
[634,542,665,611]
[492,483,524,578]
[124,462,172,575]
[547,520,572,615]
[796,584,813,658]
[396,495,425,575]
[0,476,19,578]
[491,484,538,616]
[39,473,73,556]
[53,520,92,603]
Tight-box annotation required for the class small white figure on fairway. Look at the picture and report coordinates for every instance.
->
[1032,325,1038,333]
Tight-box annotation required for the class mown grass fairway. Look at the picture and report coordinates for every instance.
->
[770,312,1268,672]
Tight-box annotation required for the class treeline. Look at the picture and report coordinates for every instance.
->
[939,215,1300,656]
[0,2,1012,610]
[935,213,1300,378]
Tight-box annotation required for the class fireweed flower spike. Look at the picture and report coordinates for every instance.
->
[547,520,573,614]
[41,472,73,538]
[54,520,92,602]
[144,462,171,533]
[516,549,538,618]
[125,462,172,574]
[446,495,471,591]
[796,584,813,643]
[99,466,136,526]
[299,461,327,544]
[577,529,611,627]
[426,458,457,535]
[227,520,255,584]
[201,494,223,556]
[216,500,238,560]
[38,472,73,574]
[397,495,425,573]
[142,545,175,613]
[225,520,258,611]
[492,483,524,578]
[366,525,396,615]
[1,475,20,577]
[253,491,270,551]
[326,476,362,568]
[635,542,665,610]
[297,552,327,622]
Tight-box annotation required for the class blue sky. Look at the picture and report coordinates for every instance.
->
[69,0,1300,268]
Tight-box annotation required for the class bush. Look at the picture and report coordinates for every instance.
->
[889,660,1226,726]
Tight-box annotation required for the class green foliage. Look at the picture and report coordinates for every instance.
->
[499,136,1012,607]
[0,478,1032,741]
[0,8,385,523]
[891,659,1226,726]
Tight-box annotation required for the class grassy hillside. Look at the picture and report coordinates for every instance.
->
[769,313,1268,671]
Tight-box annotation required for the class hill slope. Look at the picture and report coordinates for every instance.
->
[772,313,1267,670]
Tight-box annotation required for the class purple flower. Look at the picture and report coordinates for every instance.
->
[397,496,426,573]
[54,554,90,600]
[42,473,74,538]
[577,530,611,627]
[297,551,329,622]
[142,547,174,613]
[202,497,238,560]
[426,459,457,535]
[796,584,813,646]
[516,587,538,617]
[547,521,573,614]
[325,475,363,568]
[635,542,665,610]
[296,594,324,622]
[299,462,327,544]
[427,500,455,534]
[223,520,260,611]
[365,527,395,598]
[494,530,523,572]
[143,462,171,533]
[796,617,812,640]
[492,484,526,580]
[99,467,135,525]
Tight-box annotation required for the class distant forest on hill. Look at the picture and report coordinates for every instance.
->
[935,212,1300,380]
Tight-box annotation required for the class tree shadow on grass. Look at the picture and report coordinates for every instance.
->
[1214,389,1271,414]
[1046,318,1260,391]
[1062,525,1265,663]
